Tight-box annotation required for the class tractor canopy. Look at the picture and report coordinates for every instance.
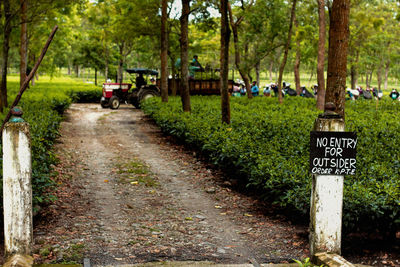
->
[126,68,159,76]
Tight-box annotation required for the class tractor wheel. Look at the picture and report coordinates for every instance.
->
[109,96,120,109]
[138,88,160,104]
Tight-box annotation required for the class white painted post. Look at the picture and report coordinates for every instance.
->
[310,104,345,257]
[2,108,33,260]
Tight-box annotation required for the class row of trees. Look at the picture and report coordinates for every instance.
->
[0,0,87,112]
[0,1,399,116]
[160,0,352,120]
[0,0,161,112]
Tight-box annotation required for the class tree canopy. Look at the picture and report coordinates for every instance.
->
[0,0,399,93]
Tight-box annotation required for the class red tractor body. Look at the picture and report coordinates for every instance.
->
[102,83,132,98]
[100,68,160,109]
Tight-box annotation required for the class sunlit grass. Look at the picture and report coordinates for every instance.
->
[6,75,100,102]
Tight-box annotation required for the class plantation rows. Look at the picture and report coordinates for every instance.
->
[0,77,101,212]
[0,77,398,234]
[142,96,400,233]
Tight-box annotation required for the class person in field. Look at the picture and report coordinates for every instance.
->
[263,85,271,97]
[251,81,259,96]
[389,89,399,100]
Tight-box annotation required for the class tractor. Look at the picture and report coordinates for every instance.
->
[100,68,160,109]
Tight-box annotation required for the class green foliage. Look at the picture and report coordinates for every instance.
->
[0,76,100,211]
[293,258,318,267]
[67,89,102,103]
[142,96,400,233]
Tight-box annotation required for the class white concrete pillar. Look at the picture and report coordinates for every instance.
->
[3,121,33,259]
[310,114,345,257]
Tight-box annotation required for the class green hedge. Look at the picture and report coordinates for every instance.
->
[67,89,102,103]
[142,96,400,233]
[0,77,101,210]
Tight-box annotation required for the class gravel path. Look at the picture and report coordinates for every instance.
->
[32,104,308,266]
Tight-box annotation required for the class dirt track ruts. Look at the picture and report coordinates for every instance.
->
[32,103,310,266]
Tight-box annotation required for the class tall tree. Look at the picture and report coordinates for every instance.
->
[0,0,13,112]
[20,0,28,87]
[325,0,350,117]
[160,0,169,102]
[293,15,301,95]
[180,0,191,112]
[220,0,230,124]
[347,0,382,90]
[277,0,297,103]
[227,1,254,99]
[316,0,326,110]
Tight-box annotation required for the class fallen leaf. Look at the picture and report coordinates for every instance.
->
[104,179,109,183]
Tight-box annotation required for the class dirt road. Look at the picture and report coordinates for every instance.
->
[32,103,309,265]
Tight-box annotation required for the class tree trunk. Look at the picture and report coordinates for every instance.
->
[350,64,356,89]
[0,0,12,112]
[369,70,372,88]
[170,55,177,96]
[255,61,260,87]
[294,16,301,96]
[316,0,326,110]
[365,71,369,89]
[20,0,28,87]
[81,68,85,81]
[384,61,390,90]
[160,0,169,102]
[277,0,297,103]
[228,3,252,99]
[105,45,109,81]
[95,68,97,86]
[377,63,382,90]
[325,0,350,117]
[118,43,124,83]
[269,62,273,81]
[180,0,191,112]
[220,0,230,124]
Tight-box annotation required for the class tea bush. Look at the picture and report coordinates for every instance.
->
[142,96,400,233]
[0,76,101,210]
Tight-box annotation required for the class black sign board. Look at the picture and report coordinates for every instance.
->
[310,131,357,175]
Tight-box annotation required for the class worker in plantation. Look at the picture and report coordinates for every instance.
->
[389,88,399,100]
[240,82,246,96]
[136,73,146,89]
[271,83,278,97]
[263,85,271,97]
[189,55,204,79]
[232,80,241,97]
[192,55,204,71]
[251,81,259,96]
